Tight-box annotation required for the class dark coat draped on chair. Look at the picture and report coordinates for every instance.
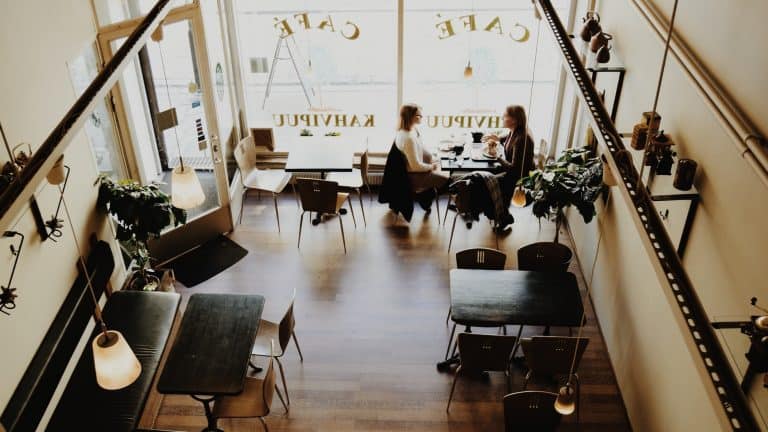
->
[378,143,415,222]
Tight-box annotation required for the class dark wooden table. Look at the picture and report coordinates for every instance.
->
[438,269,583,369]
[285,143,354,224]
[157,293,265,432]
[440,145,505,174]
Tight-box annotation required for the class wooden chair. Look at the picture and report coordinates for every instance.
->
[517,242,572,273]
[234,136,293,231]
[520,336,589,422]
[213,341,280,432]
[446,180,499,251]
[250,288,304,412]
[329,150,369,227]
[446,248,507,326]
[296,178,350,254]
[446,333,517,412]
[503,391,562,431]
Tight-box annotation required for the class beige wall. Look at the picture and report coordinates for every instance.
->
[567,0,768,430]
[0,0,124,416]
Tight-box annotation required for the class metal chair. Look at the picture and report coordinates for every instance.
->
[446,180,499,251]
[213,341,280,432]
[296,178,350,254]
[234,136,293,231]
[328,150,369,227]
[446,333,517,412]
[520,336,589,423]
[503,391,562,432]
[250,287,303,413]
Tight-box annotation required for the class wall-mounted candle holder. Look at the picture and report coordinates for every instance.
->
[31,162,70,242]
[1,231,24,316]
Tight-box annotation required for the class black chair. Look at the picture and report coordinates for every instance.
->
[503,391,562,431]
[517,242,573,273]
[520,336,589,423]
[446,333,517,412]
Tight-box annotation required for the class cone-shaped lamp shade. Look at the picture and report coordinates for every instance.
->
[511,187,527,207]
[92,330,142,390]
[172,165,205,209]
[47,155,66,185]
[464,61,473,79]
[554,384,576,415]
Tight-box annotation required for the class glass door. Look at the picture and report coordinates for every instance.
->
[98,3,233,261]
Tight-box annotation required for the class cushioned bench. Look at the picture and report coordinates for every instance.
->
[46,290,179,431]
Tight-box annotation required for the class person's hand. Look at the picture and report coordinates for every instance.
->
[497,157,512,168]
[483,134,500,144]
[432,162,441,171]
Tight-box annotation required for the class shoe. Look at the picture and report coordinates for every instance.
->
[447,203,457,212]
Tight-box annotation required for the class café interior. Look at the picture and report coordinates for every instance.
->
[1,0,767,431]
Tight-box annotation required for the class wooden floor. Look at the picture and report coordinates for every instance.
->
[150,193,631,431]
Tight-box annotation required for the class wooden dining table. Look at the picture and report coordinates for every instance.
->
[437,269,584,370]
[157,293,265,432]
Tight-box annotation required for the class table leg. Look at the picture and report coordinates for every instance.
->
[191,395,222,432]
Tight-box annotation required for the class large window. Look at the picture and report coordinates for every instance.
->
[235,1,396,152]
[234,0,571,152]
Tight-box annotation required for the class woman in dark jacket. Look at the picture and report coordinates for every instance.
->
[483,105,536,206]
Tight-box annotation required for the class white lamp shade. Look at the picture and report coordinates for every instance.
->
[554,384,576,415]
[47,156,66,185]
[92,330,142,390]
[172,165,205,209]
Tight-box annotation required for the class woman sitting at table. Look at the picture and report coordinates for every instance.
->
[483,105,536,206]
[395,103,449,209]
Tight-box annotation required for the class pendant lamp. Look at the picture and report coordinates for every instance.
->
[511,187,527,208]
[156,35,206,209]
[554,382,577,415]
[47,155,66,185]
[463,61,473,79]
[60,189,141,390]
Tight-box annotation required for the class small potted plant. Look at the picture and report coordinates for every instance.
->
[324,131,341,136]
[300,128,314,136]
[518,146,605,268]
[97,176,187,290]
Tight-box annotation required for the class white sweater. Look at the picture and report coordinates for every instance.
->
[395,129,432,173]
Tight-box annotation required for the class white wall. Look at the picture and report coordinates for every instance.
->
[567,0,768,430]
[0,0,125,417]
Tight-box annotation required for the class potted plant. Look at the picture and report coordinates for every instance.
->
[518,146,605,269]
[97,176,187,290]
[300,128,313,136]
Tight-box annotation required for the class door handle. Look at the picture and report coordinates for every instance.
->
[211,135,222,163]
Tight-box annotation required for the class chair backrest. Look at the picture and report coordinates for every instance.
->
[278,288,297,352]
[360,150,369,182]
[456,248,506,270]
[503,391,562,431]
[452,180,472,213]
[457,333,517,373]
[250,127,275,151]
[235,136,258,174]
[517,242,572,272]
[521,336,589,377]
[296,178,339,214]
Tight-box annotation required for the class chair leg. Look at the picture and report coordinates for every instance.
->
[446,366,461,413]
[358,188,366,227]
[258,415,269,432]
[433,188,441,225]
[522,370,531,390]
[339,216,347,254]
[445,305,452,326]
[444,323,456,360]
[443,194,452,225]
[273,193,281,232]
[347,195,357,228]
[275,384,289,414]
[292,182,300,209]
[366,184,373,202]
[276,357,290,406]
[292,330,304,362]
[447,213,459,252]
[510,325,525,358]
[297,211,306,248]
[239,189,248,225]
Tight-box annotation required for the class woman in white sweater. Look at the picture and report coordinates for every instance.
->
[395,104,449,204]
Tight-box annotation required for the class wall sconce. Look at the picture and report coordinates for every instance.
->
[0,231,24,316]
[31,156,70,242]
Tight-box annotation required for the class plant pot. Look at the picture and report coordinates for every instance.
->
[128,269,161,291]
[522,242,573,273]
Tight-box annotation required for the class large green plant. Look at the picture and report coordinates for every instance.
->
[97,176,186,277]
[519,146,605,243]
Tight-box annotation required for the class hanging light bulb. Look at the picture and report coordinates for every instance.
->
[92,330,142,390]
[463,60,473,79]
[511,186,527,207]
[554,382,577,415]
[171,164,205,209]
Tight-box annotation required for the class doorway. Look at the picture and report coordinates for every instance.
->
[98,3,233,261]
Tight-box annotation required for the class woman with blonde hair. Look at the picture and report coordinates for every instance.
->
[395,103,449,209]
[484,104,535,205]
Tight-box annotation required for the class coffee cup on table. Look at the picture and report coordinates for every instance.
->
[487,141,498,157]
